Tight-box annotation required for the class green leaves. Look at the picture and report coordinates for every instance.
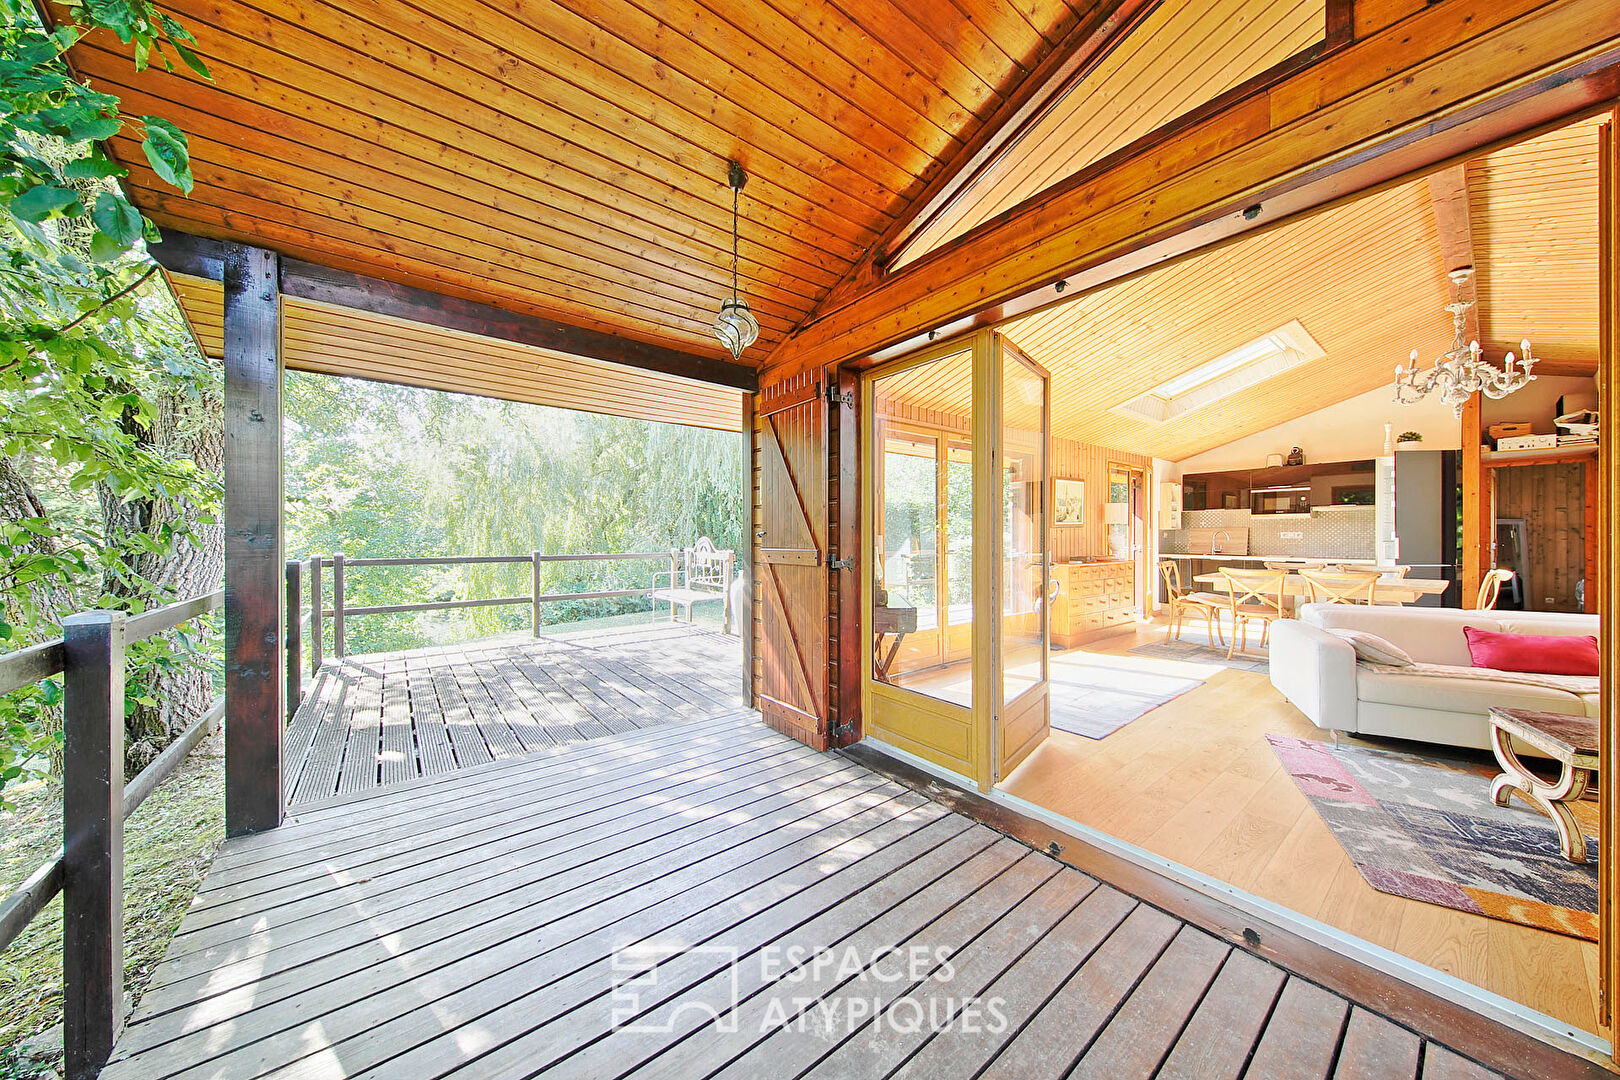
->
[10,183,82,221]
[139,115,192,193]
[93,190,143,245]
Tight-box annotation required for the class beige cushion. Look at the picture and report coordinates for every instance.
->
[1326,628,1413,667]
[1357,667,1584,715]
[1302,604,1599,667]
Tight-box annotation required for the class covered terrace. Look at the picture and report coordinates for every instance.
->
[32,0,1620,1077]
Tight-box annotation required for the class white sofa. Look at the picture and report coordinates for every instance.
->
[1269,604,1599,751]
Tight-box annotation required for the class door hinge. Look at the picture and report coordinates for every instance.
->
[824,383,854,408]
[828,556,852,571]
[829,720,857,742]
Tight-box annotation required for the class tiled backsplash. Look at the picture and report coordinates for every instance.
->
[1160,507,1376,558]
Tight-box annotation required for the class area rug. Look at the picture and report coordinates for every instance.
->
[1047,663,1203,740]
[1129,634,1268,673]
[1267,734,1598,940]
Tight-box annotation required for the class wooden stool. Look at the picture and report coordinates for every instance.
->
[1487,707,1600,864]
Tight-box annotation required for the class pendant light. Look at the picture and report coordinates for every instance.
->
[713,160,759,361]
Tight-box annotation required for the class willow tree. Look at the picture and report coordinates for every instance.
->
[0,0,219,793]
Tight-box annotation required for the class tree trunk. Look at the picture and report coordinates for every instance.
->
[101,390,224,774]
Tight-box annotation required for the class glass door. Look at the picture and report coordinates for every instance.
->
[862,331,1050,790]
[996,339,1051,777]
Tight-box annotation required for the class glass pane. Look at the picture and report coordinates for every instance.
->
[1002,354,1046,705]
[872,350,973,707]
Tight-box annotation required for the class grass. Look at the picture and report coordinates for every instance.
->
[0,729,225,1062]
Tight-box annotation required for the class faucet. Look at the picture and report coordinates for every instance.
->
[1212,530,1231,555]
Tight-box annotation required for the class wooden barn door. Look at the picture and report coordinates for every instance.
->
[753,372,829,749]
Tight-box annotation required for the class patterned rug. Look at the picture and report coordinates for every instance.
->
[1268,735,1598,940]
[1047,663,1203,740]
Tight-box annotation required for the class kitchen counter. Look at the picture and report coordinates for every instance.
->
[1159,553,1387,567]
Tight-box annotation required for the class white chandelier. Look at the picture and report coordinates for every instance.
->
[1393,268,1535,418]
[712,160,759,361]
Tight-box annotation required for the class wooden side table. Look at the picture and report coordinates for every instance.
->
[871,604,918,684]
[1487,707,1600,864]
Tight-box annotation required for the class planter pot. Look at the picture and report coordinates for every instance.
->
[1395,440,1423,451]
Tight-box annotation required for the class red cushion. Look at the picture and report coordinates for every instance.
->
[1462,626,1599,676]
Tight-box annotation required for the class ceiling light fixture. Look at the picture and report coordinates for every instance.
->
[713,160,759,361]
[1393,267,1535,418]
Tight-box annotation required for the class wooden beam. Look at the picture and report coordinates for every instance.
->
[762,0,1620,381]
[1597,110,1617,1039]
[1427,163,1491,608]
[1460,392,1490,607]
[819,0,1162,309]
[223,242,284,836]
[61,610,125,1080]
[149,229,758,392]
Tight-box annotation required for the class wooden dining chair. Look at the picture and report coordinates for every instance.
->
[1477,568,1517,610]
[1299,569,1383,605]
[1217,568,1289,658]
[1158,560,1225,645]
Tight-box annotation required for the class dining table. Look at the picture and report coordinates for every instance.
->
[1192,571,1450,606]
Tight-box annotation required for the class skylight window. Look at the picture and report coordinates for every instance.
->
[1113,321,1325,425]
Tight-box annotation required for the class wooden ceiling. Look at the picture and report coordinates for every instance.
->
[1471,115,1606,360]
[168,275,745,431]
[897,0,1326,267]
[69,0,1101,368]
[997,116,1605,461]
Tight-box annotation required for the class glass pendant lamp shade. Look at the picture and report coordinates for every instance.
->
[713,160,758,361]
[714,297,759,360]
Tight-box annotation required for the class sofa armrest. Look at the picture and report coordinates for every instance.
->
[1269,619,1359,735]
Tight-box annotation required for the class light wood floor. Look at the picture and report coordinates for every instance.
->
[1000,623,1608,1039]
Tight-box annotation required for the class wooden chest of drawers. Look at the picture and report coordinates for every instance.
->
[1051,560,1137,647]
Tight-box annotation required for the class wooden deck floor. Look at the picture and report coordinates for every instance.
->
[283,622,745,806]
[107,709,1535,1080]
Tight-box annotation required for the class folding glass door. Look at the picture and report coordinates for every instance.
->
[863,330,1051,790]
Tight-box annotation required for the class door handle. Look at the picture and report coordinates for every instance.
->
[755,530,766,539]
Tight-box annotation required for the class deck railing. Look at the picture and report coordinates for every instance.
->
[284,552,684,712]
[0,588,225,1080]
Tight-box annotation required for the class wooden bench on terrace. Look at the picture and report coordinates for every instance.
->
[651,537,735,624]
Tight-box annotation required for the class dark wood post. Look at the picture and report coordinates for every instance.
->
[223,242,284,836]
[285,559,301,719]
[332,551,346,659]
[308,557,323,673]
[61,609,125,1080]
[531,551,543,638]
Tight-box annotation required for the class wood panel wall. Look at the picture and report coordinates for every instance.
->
[1493,460,1590,612]
[1051,437,1154,562]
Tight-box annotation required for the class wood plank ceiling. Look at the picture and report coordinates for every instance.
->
[896,0,1327,267]
[168,274,745,431]
[69,0,1099,368]
[997,116,1604,462]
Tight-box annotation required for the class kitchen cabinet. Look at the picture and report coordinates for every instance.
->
[1181,459,1377,512]
[1158,482,1182,530]
[1052,560,1136,647]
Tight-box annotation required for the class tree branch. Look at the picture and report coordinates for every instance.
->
[56,263,159,336]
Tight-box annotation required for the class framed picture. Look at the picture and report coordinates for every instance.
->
[1054,479,1085,526]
